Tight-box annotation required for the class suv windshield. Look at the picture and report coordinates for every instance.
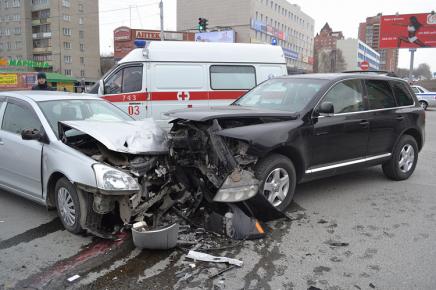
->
[234,78,327,112]
[38,99,133,137]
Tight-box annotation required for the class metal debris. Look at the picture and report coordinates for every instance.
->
[67,275,80,282]
[132,222,179,250]
[186,250,243,267]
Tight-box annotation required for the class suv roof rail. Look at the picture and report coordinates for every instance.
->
[342,70,399,77]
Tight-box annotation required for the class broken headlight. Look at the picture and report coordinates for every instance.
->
[213,170,259,203]
[93,163,140,192]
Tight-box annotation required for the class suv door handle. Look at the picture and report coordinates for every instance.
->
[396,115,405,121]
[360,120,369,127]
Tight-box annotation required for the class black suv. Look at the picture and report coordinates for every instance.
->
[167,74,425,211]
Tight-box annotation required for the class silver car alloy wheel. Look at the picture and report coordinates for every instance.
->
[398,144,415,173]
[263,168,290,207]
[57,187,76,227]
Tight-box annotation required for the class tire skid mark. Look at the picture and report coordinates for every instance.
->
[0,218,64,250]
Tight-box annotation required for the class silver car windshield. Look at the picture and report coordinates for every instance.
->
[234,78,328,112]
[38,99,133,137]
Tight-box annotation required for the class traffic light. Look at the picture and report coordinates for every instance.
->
[198,18,208,32]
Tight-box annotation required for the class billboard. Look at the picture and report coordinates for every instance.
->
[0,73,36,90]
[114,27,131,41]
[195,31,235,43]
[380,13,436,48]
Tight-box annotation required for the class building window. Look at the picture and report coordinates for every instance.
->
[64,69,72,76]
[78,3,84,12]
[32,0,48,5]
[80,70,85,77]
[64,55,72,63]
[79,17,83,25]
[63,42,71,49]
[63,14,71,21]
[14,27,21,35]
[80,43,84,51]
[63,28,72,36]
[79,30,84,39]
[12,0,21,8]
[62,0,70,7]
[80,56,84,64]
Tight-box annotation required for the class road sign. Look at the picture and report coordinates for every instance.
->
[360,61,369,71]
[271,38,277,45]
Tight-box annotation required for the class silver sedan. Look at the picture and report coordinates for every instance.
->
[0,91,168,238]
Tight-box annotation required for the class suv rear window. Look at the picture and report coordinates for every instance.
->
[366,80,396,110]
[392,82,414,106]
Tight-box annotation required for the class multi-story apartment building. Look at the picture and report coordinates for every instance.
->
[358,14,398,72]
[177,0,315,72]
[0,0,100,82]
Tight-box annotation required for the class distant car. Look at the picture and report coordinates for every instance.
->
[411,85,436,110]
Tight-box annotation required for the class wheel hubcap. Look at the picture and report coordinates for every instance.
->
[398,144,415,173]
[57,187,76,227]
[263,168,290,207]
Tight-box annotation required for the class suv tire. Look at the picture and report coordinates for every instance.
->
[255,153,296,212]
[55,177,84,234]
[382,135,418,181]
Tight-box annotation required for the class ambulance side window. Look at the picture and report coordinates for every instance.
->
[104,65,143,94]
[210,65,256,90]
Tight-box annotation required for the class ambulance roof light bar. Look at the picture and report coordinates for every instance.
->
[134,39,150,59]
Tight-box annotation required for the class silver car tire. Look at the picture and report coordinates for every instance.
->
[55,177,84,234]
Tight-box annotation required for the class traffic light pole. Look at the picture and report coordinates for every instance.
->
[159,0,164,41]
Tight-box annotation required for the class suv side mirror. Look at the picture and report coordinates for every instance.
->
[318,102,334,116]
[21,128,47,143]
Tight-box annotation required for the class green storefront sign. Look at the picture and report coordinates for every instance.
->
[8,59,50,68]
[0,58,50,68]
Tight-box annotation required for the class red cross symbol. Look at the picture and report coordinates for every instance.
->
[177,91,190,101]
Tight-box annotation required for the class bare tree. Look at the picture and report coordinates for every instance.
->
[415,63,432,80]
[100,54,115,76]
[316,48,347,73]
[396,63,433,80]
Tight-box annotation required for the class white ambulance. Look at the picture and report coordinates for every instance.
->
[93,41,287,127]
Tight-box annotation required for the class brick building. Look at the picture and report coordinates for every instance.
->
[113,27,195,61]
[358,14,398,72]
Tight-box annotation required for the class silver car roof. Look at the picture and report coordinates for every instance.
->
[0,91,100,102]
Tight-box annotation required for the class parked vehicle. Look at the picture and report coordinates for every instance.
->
[411,85,436,110]
[89,41,287,128]
[167,73,425,211]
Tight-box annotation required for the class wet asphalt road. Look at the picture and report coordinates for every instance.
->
[1,110,436,290]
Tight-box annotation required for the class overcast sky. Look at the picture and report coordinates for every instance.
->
[99,0,436,71]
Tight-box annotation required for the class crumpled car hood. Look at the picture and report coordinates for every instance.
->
[166,106,298,122]
[60,119,168,154]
